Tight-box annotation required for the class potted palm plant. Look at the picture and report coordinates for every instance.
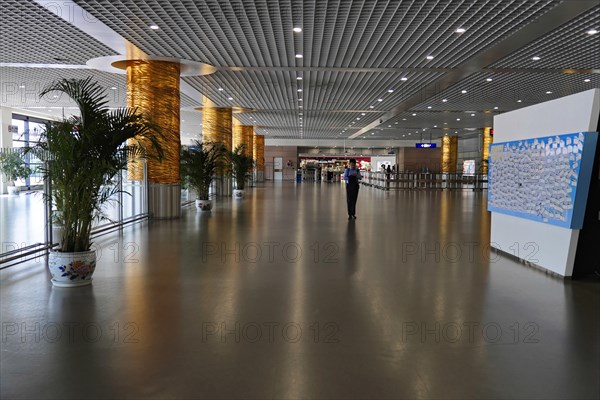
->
[29,77,162,287]
[180,140,225,211]
[0,151,32,195]
[228,144,254,199]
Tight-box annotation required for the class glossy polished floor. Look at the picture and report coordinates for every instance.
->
[1,182,599,400]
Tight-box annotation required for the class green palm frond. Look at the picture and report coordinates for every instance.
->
[29,78,163,253]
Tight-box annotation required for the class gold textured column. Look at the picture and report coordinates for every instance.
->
[202,107,232,151]
[126,60,180,183]
[233,124,253,155]
[253,134,265,181]
[441,135,458,173]
[482,127,493,174]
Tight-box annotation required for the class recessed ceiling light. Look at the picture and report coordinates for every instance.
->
[486,78,493,82]
[471,114,475,117]
[19,85,25,88]
[402,118,406,121]
[295,54,303,58]
[546,91,552,94]
[494,106,499,110]
[434,125,437,128]
[532,56,541,61]
[517,100,522,103]
[412,113,417,116]
[456,118,461,121]
[369,105,374,108]
[377,98,383,102]
[218,88,224,91]
[426,55,434,60]
[299,105,303,107]
[298,98,303,101]
[584,79,591,82]
[395,122,398,124]
[293,27,302,33]
[401,77,408,81]
[461,90,467,94]
[149,25,159,30]
[296,77,302,80]
[444,122,448,125]
[408,133,411,135]
[297,89,302,92]
[586,29,598,35]
[371,132,375,135]
[388,125,391,128]
[228,97,233,100]
[110,86,117,90]
[456,27,466,33]
[427,106,432,109]
[388,89,394,93]
[182,119,185,122]
[361,113,366,115]
[442,99,448,102]
[356,117,360,120]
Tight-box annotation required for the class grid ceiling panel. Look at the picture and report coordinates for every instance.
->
[410,72,600,113]
[73,0,560,68]
[0,67,200,109]
[0,0,117,64]
[490,5,600,69]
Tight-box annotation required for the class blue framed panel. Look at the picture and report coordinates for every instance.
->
[488,132,598,229]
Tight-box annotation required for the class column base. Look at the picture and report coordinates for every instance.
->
[255,171,264,183]
[148,183,181,219]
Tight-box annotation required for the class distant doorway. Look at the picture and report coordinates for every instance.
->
[274,157,283,180]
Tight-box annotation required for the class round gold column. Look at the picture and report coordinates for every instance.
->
[233,124,254,155]
[253,134,265,182]
[482,127,493,174]
[441,135,458,173]
[126,60,180,183]
[126,59,181,218]
[202,107,232,151]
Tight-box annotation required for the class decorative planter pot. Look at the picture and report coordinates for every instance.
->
[7,185,18,195]
[195,199,213,211]
[48,249,96,287]
[233,189,244,199]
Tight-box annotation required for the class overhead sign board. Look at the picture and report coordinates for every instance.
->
[416,143,436,148]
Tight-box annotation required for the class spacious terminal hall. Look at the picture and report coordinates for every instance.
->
[1,1,599,399]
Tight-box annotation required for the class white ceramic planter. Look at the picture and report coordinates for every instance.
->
[48,249,96,287]
[233,189,244,199]
[195,199,213,211]
[7,185,18,195]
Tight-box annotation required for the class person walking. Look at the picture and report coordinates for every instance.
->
[343,159,362,220]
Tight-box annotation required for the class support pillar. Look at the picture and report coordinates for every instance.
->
[0,107,14,194]
[482,127,493,174]
[126,60,181,218]
[202,107,232,196]
[441,135,458,173]
[253,133,265,182]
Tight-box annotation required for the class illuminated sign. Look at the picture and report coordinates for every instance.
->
[416,143,437,148]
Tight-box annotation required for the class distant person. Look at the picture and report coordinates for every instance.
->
[343,159,362,220]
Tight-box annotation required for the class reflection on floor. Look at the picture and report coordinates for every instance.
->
[1,182,598,399]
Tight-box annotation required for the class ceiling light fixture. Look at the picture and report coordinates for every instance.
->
[228,97,233,100]
[218,88,224,91]
[442,99,448,102]
[426,55,434,60]
[388,89,394,93]
[532,56,541,61]
[369,105,375,108]
[361,113,366,115]
[456,118,461,121]
[584,79,591,82]
[456,27,466,33]
[471,114,475,117]
[297,89,302,92]
[427,106,432,109]
[377,98,383,102]
[401,77,408,81]
[494,106,499,110]
[412,113,417,116]
[486,78,493,82]
[546,91,552,94]
[293,27,302,33]
[149,25,159,30]
[297,77,302,80]
[110,86,117,90]
[295,54,303,58]
[517,100,522,103]
[461,90,467,94]
[586,29,598,35]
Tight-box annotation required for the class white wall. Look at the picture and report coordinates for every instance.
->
[491,89,600,276]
